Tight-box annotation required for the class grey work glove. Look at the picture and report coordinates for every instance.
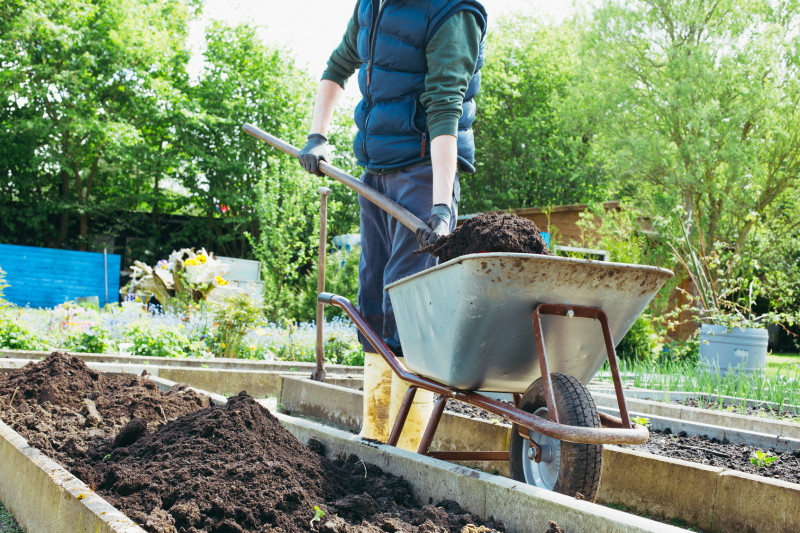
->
[416,204,451,247]
[298,133,329,176]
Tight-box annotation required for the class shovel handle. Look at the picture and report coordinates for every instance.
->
[242,123,429,235]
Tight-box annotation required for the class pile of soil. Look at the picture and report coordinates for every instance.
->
[628,429,800,484]
[0,352,209,481]
[418,212,551,262]
[0,353,507,533]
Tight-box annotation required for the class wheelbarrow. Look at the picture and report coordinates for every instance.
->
[241,123,673,499]
[319,253,672,500]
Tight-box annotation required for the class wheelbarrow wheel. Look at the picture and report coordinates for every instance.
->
[509,372,602,500]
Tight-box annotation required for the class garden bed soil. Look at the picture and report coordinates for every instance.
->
[418,212,551,262]
[0,353,509,533]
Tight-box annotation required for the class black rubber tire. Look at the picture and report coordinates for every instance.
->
[509,373,603,500]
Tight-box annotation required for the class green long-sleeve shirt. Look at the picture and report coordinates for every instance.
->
[322,1,482,140]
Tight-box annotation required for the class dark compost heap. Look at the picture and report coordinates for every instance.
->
[418,212,551,262]
[0,353,506,533]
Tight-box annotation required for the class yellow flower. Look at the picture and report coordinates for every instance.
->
[250,344,256,351]
[196,254,207,264]
[220,342,226,348]
[185,258,198,266]
[255,328,265,336]
[215,276,228,286]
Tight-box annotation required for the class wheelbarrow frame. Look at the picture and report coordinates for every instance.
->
[319,292,648,464]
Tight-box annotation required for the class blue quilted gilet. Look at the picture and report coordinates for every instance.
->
[352,0,487,173]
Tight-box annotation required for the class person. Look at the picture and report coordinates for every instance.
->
[298,0,487,450]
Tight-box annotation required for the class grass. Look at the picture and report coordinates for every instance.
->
[0,500,24,533]
[766,353,800,378]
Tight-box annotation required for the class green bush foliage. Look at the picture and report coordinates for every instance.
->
[63,326,111,354]
[616,315,659,361]
[209,294,266,359]
[124,324,192,358]
[0,316,46,351]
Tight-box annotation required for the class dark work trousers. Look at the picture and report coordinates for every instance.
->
[357,164,459,355]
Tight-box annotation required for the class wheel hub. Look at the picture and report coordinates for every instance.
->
[520,407,561,490]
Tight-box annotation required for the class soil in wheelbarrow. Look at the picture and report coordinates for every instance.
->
[417,212,551,262]
[0,353,509,533]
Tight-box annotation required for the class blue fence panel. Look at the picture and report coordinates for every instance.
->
[0,243,121,308]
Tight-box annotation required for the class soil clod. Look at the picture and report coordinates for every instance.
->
[417,212,551,262]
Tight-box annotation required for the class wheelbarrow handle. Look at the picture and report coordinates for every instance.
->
[242,123,429,235]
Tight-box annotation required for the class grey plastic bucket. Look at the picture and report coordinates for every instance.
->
[698,324,768,375]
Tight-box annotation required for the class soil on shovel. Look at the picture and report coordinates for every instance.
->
[418,212,551,262]
[0,353,508,533]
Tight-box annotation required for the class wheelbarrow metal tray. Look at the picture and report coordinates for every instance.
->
[386,253,672,392]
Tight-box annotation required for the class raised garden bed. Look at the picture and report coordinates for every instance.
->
[625,429,800,484]
[0,353,507,533]
[445,397,800,485]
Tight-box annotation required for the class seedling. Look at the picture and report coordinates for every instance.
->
[103,454,111,461]
[749,450,777,468]
[632,416,650,427]
[309,505,324,527]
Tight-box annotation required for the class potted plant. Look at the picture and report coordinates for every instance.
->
[667,215,797,374]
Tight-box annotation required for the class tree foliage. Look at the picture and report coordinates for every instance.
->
[0,0,193,250]
[465,14,608,213]
[577,0,800,257]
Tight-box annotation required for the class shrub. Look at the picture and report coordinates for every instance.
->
[616,314,659,361]
[208,294,266,358]
[125,324,192,358]
[63,325,111,354]
[293,247,361,323]
[0,316,46,351]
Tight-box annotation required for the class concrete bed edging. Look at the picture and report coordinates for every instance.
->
[0,420,145,533]
[592,391,800,441]
[0,348,363,375]
[589,387,800,415]
[597,404,800,453]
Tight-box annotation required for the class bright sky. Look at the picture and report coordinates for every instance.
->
[188,0,587,94]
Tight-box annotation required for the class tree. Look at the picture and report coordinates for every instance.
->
[0,0,194,250]
[464,14,608,214]
[576,0,800,257]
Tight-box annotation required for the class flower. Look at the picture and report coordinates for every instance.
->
[215,276,228,286]
[156,259,169,270]
[196,254,207,264]
[185,258,198,266]
[255,327,266,336]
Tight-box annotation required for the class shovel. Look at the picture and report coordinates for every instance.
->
[241,124,429,234]
[242,123,430,382]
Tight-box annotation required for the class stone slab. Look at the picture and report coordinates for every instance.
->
[712,470,800,533]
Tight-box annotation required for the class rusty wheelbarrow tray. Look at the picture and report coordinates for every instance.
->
[320,253,673,498]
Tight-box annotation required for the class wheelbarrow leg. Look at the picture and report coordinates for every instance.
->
[387,386,417,446]
[417,395,448,455]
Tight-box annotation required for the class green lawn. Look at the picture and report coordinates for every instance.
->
[766,353,800,378]
[0,500,24,533]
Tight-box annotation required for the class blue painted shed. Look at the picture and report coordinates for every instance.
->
[0,243,121,308]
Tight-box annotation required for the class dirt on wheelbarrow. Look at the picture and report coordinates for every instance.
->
[0,353,509,533]
[417,212,551,262]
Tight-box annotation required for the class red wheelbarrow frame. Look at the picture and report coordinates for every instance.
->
[319,292,648,462]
